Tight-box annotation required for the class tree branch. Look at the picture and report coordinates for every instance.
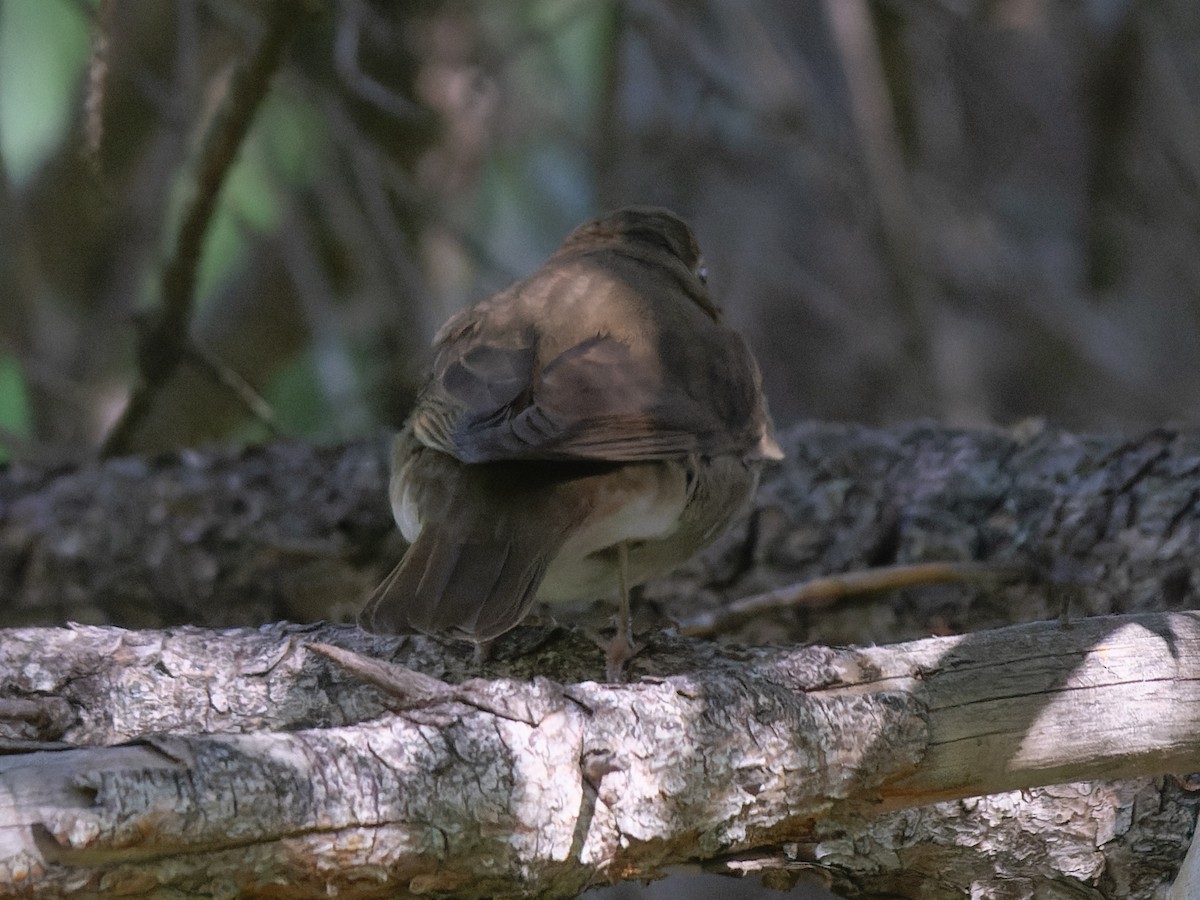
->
[5,421,1198,640]
[102,0,307,457]
[0,613,1196,897]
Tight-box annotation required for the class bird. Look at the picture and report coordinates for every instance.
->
[359,206,781,678]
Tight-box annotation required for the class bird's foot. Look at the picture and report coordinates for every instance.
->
[604,631,642,683]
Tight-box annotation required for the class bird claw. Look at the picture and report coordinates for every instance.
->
[604,631,642,683]
[582,625,642,682]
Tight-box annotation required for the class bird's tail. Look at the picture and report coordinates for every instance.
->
[358,492,565,642]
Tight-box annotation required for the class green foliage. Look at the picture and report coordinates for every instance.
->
[188,94,330,314]
[259,347,333,440]
[0,2,626,452]
[0,354,30,463]
[475,2,616,260]
[0,0,90,185]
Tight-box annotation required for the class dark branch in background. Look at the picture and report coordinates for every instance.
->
[101,1,310,457]
[822,0,937,392]
[333,0,432,124]
[593,1,624,208]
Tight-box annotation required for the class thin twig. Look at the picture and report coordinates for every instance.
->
[305,642,542,724]
[678,561,1040,637]
[101,0,308,456]
[183,341,282,437]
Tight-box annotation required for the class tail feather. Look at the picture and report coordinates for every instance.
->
[359,515,561,642]
[361,443,598,641]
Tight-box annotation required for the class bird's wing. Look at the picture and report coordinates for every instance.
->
[409,259,771,464]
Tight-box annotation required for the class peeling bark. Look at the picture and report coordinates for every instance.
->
[2,421,1199,896]
[0,614,1196,897]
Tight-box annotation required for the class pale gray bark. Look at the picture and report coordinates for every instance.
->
[2,421,1199,896]
[0,612,1197,898]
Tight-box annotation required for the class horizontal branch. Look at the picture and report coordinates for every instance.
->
[2,422,1197,647]
[0,612,1197,896]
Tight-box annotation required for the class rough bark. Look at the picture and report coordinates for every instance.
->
[0,437,395,629]
[0,613,1197,898]
[2,421,1197,644]
[2,421,1199,896]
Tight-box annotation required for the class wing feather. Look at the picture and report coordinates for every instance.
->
[410,253,774,464]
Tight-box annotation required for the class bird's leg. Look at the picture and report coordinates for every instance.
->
[472,638,495,666]
[605,540,641,682]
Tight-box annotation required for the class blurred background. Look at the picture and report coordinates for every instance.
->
[3,0,1200,466]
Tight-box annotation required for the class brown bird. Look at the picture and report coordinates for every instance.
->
[359,207,781,678]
